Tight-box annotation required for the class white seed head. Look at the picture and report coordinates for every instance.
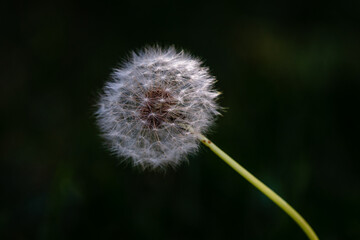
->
[96,46,220,169]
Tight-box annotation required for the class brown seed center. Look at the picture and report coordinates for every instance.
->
[139,88,177,129]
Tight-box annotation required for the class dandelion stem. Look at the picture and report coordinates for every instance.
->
[196,133,319,240]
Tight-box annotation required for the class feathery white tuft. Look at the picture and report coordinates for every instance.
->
[96,46,220,169]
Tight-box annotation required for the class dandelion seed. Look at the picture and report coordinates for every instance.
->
[96,46,220,169]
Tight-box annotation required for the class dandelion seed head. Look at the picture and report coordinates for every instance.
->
[96,46,220,169]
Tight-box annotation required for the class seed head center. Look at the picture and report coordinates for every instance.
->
[139,88,177,129]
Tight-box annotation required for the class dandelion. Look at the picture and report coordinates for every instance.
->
[96,46,220,169]
[95,46,318,240]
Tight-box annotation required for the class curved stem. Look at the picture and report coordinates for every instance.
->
[196,133,319,240]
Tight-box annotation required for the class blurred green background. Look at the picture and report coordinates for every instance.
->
[1,0,360,239]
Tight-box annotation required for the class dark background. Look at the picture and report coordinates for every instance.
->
[1,0,360,239]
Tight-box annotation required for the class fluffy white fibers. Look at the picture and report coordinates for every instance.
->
[96,46,220,169]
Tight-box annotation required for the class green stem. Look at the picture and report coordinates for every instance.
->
[196,133,319,240]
